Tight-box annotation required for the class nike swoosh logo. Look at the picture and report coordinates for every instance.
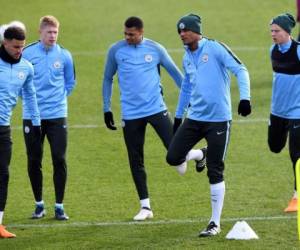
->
[216,131,225,135]
[163,112,168,116]
[294,124,300,129]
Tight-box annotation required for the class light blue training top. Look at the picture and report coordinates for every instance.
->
[102,38,183,120]
[0,57,40,125]
[175,38,250,122]
[22,41,76,120]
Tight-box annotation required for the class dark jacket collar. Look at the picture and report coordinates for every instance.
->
[0,45,21,64]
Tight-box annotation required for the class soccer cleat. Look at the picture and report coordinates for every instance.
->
[284,198,297,212]
[31,205,46,219]
[195,147,207,173]
[199,221,221,237]
[55,207,69,220]
[0,225,16,238]
[175,162,187,175]
[133,207,153,221]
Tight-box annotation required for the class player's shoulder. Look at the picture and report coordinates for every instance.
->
[108,40,127,54]
[54,44,73,61]
[205,37,235,55]
[23,41,39,52]
[144,38,164,48]
[143,38,167,54]
[110,40,127,50]
[204,37,228,49]
[56,44,72,55]
[270,44,276,52]
[20,58,34,72]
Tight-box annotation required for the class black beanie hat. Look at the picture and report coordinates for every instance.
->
[177,14,201,34]
[271,13,296,34]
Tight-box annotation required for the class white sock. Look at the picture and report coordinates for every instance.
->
[0,211,3,224]
[35,200,44,206]
[55,203,64,209]
[293,190,298,199]
[209,181,225,227]
[186,149,203,161]
[140,198,150,209]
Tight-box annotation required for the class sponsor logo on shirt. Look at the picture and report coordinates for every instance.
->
[18,71,25,80]
[144,54,153,62]
[202,54,209,63]
[53,61,61,69]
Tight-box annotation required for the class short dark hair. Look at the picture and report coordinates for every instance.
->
[124,16,143,29]
[4,26,26,40]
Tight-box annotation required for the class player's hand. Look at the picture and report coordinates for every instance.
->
[104,111,117,130]
[173,118,182,134]
[238,100,251,117]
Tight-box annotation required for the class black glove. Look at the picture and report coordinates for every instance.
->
[173,118,182,134]
[238,100,251,117]
[104,111,117,130]
[32,125,42,139]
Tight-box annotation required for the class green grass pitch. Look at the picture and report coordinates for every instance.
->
[1,0,300,249]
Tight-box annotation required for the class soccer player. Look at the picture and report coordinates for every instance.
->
[22,15,76,220]
[268,13,300,212]
[0,25,40,238]
[166,14,251,237]
[102,16,205,221]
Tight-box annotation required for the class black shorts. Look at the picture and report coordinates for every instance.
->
[268,114,300,164]
[167,118,231,184]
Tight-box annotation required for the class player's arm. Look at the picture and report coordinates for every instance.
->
[102,45,118,130]
[173,64,192,133]
[22,65,40,126]
[217,42,251,116]
[63,50,76,96]
[158,45,183,88]
[102,46,117,112]
[175,70,192,119]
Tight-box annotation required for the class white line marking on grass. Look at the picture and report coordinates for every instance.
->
[69,124,99,128]
[9,215,296,228]
[234,118,268,123]
[10,119,268,131]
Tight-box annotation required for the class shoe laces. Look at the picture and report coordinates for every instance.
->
[55,208,64,216]
[35,205,44,214]
[206,221,218,231]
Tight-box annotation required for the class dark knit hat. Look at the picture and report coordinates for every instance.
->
[177,14,201,34]
[270,13,296,34]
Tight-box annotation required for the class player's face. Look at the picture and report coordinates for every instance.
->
[270,24,290,44]
[3,38,25,59]
[40,25,59,47]
[178,29,200,50]
[124,27,143,45]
